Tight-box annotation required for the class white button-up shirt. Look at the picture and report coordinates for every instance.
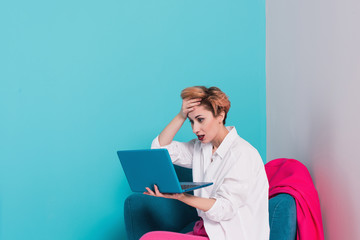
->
[151,126,270,240]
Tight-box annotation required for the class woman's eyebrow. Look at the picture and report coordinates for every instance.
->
[188,115,203,120]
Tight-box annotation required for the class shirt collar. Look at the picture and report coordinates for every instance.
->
[201,126,238,159]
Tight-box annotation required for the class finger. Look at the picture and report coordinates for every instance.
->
[154,185,160,194]
[184,98,200,104]
[143,189,153,195]
[145,187,155,196]
[188,98,202,102]
[185,102,201,111]
[154,185,164,197]
[188,102,201,107]
[186,108,194,113]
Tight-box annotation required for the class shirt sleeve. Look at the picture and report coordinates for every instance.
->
[204,151,254,222]
[151,135,195,169]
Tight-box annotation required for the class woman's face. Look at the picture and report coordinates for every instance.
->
[187,105,224,143]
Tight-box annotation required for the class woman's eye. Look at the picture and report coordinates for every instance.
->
[198,118,203,123]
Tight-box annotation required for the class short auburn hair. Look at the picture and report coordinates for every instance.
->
[180,86,231,124]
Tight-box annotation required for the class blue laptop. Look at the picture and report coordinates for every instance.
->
[117,149,213,193]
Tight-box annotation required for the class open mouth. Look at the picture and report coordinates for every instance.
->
[197,135,205,141]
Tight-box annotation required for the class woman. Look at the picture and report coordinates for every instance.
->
[141,86,269,240]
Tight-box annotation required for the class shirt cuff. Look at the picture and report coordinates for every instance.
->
[204,196,237,222]
[151,135,161,149]
[204,197,222,222]
[151,135,170,149]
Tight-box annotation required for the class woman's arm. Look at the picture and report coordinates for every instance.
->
[179,193,216,212]
[144,185,216,212]
[158,98,201,146]
[158,113,186,146]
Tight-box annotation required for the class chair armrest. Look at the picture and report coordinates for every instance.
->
[269,193,297,240]
[124,193,198,240]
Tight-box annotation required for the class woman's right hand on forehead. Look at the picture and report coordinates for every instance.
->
[179,98,202,119]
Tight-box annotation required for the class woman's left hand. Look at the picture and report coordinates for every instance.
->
[144,184,216,212]
[143,184,185,201]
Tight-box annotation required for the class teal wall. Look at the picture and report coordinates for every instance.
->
[0,0,265,239]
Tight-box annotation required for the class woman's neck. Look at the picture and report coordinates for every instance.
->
[211,125,229,149]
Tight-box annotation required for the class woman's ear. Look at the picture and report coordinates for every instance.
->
[218,111,225,124]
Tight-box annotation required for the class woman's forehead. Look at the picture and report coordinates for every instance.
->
[188,105,212,118]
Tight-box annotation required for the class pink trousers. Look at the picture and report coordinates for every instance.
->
[140,219,209,240]
[140,231,209,240]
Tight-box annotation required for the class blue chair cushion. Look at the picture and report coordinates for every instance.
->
[124,194,199,240]
[269,193,297,240]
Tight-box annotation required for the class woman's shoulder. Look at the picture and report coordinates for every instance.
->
[232,135,258,153]
[227,126,257,151]
[230,135,263,165]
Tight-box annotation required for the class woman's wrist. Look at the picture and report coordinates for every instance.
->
[178,112,187,120]
[177,193,216,212]
[178,193,190,202]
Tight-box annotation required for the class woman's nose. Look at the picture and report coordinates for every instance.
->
[192,122,200,134]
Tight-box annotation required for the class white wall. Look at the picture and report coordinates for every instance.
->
[266,0,360,239]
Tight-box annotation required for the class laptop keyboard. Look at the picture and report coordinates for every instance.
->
[181,184,199,190]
